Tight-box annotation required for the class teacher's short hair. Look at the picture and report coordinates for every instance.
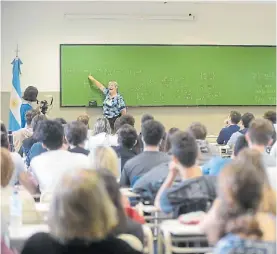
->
[22,86,38,102]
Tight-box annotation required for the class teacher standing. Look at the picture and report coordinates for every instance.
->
[88,75,126,131]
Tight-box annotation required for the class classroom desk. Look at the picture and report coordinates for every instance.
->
[158,220,212,254]
[9,224,49,251]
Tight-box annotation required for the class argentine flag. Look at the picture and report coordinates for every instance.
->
[9,58,23,131]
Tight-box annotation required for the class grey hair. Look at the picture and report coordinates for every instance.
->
[48,168,118,242]
[93,117,111,135]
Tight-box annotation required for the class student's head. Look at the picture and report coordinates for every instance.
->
[241,112,255,128]
[37,120,64,150]
[54,118,67,125]
[1,148,14,187]
[141,120,165,147]
[170,131,198,168]
[89,146,119,178]
[1,123,9,149]
[118,124,137,149]
[246,119,274,147]
[229,111,241,125]
[108,80,118,93]
[114,114,135,133]
[217,154,264,238]
[48,169,117,241]
[162,127,179,153]
[263,111,276,124]
[93,117,111,135]
[98,169,127,232]
[188,122,207,140]
[77,114,90,127]
[22,86,38,102]
[233,135,248,157]
[64,121,88,147]
[141,114,154,125]
[25,109,39,126]
[31,115,48,140]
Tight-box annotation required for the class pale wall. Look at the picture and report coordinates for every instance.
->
[1,1,276,133]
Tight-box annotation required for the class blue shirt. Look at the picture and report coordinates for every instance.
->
[214,233,276,254]
[103,88,126,119]
[26,142,47,167]
[20,103,32,128]
[217,125,240,145]
[202,156,232,176]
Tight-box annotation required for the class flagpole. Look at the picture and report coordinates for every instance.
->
[15,44,19,57]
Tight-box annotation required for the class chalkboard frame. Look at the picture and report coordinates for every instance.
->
[60,44,276,108]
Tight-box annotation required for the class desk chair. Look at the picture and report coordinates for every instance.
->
[158,220,212,254]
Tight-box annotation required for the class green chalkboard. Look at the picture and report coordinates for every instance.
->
[60,44,276,106]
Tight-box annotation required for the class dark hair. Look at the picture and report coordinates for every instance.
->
[114,115,135,132]
[230,111,241,124]
[241,113,255,128]
[218,153,264,239]
[263,111,276,124]
[233,135,248,156]
[31,115,47,141]
[118,124,137,149]
[37,120,64,150]
[22,86,38,102]
[141,114,154,125]
[54,118,67,125]
[170,131,198,167]
[98,169,128,234]
[248,119,274,146]
[1,123,9,149]
[188,122,207,140]
[65,121,88,146]
[141,120,165,146]
[162,127,179,153]
[25,109,39,126]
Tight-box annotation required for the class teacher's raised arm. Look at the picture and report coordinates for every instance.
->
[88,75,126,132]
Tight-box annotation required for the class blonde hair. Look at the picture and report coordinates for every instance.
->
[48,169,117,241]
[109,81,118,90]
[77,114,90,127]
[89,146,119,178]
[1,148,14,187]
[93,117,111,135]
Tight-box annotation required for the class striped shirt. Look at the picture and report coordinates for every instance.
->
[103,88,126,119]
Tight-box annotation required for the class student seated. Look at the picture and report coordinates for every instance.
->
[1,124,36,193]
[21,169,142,254]
[132,127,179,202]
[77,114,92,138]
[201,151,276,254]
[113,124,137,171]
[1,148,42,225]
[88,117,117,150]
[227,112,255,147]
[13,109,39,153]
[187,122,218,166]
[99,169,144,243]
[30,120,89,193]
[154,131,217,217]
[120,120,170,187]
[65,121,90,155]
[22,115,47,164]
[89,146,119,178]
[137,114,154,152]
[217,111,241,145]
[263,110,277,145]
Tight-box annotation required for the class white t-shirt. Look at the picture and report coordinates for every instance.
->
[30,150,90,193]
[87,132,118,150]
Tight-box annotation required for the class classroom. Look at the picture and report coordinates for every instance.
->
[1,1,276,254]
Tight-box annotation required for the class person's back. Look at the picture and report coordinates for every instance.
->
[217,111,241,145]
[120,120,169,187]
[31,149,89,193]
[29,120,89,193]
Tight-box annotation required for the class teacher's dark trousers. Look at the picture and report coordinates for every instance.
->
[107,114,121,133]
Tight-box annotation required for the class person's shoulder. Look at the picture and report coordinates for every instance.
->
[22,232,56,254]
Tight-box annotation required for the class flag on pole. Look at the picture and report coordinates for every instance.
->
[9,58,23,131]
